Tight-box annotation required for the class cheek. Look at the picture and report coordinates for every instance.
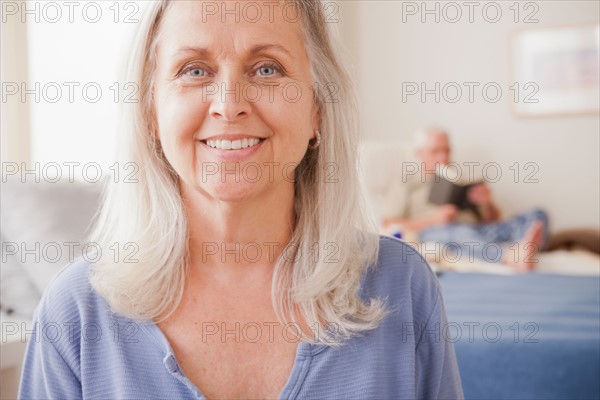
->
[256,84,314,153]
[154,89,209,178]
[155,91,208,162]
[156,90,208,141]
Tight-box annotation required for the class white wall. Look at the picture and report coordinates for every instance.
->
[24,1,146,173]
[339,1,600,232]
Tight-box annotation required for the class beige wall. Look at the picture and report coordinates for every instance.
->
[1,11,30,164]
[339,1,599,232]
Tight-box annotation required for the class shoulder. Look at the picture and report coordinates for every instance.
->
[32,257,100,325]
[360,235,442,326]
[363,235,440,293]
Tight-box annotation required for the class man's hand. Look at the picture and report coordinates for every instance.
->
[431,204,458,225]
[467,183,492,206]
[467,183,501,222]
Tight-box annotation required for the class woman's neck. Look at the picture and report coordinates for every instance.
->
[180,180,296,286]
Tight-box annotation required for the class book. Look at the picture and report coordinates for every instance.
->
[428,175,483,211]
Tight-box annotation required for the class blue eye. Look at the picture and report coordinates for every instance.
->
[257,64,280,77]
[187,68,206,77]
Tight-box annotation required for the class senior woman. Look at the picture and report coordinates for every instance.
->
[19,1,463,399]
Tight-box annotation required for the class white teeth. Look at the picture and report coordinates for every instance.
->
[205,138,262,150]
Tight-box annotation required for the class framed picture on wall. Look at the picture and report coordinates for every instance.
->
[510,24,600,117]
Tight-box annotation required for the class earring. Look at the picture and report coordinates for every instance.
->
[308,130,321,150]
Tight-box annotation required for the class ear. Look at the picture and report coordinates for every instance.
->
[311,103,321,135]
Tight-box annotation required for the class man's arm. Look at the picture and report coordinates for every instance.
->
[478,201,501,223]
[468,183,501,223]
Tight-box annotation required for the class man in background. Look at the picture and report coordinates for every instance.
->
[383,126,549,271]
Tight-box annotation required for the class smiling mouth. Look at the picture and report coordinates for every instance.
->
[201,138,266,150]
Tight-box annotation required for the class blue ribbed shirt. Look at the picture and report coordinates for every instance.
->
[18,236,463,399]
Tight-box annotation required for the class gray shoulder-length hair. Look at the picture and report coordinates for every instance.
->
[89,0,387,347]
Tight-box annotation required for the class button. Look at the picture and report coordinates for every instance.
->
[163,354,178,373]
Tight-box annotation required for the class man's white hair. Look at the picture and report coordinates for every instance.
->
[412,125,449,151]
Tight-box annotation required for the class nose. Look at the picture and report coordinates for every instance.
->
[208,70,252,121]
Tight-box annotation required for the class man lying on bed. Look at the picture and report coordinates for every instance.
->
[382,126,549,272]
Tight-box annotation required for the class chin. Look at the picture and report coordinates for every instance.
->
[203,181,263,203]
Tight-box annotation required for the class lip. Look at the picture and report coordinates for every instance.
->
[199,134,265,141]
[197,138,266,162]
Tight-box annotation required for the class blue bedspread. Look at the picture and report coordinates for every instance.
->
[438,272,600,399]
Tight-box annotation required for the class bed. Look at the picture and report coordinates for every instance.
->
[438,271,600,399]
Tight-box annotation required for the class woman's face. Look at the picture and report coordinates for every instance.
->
[153,0,320,202]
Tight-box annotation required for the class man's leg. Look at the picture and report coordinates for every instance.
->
[484,208,549,270]
[418,208,550,265]
[418,223,503,263]
[478,208,550,250]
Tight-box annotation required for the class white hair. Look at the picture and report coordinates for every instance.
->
[88,0,387,347]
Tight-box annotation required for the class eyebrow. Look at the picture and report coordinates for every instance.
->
[175,43,293,59]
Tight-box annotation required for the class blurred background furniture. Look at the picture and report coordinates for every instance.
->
[0,177,103,399]
[440,272,600,399]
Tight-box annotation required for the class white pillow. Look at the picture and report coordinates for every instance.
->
[358,140,412,223]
